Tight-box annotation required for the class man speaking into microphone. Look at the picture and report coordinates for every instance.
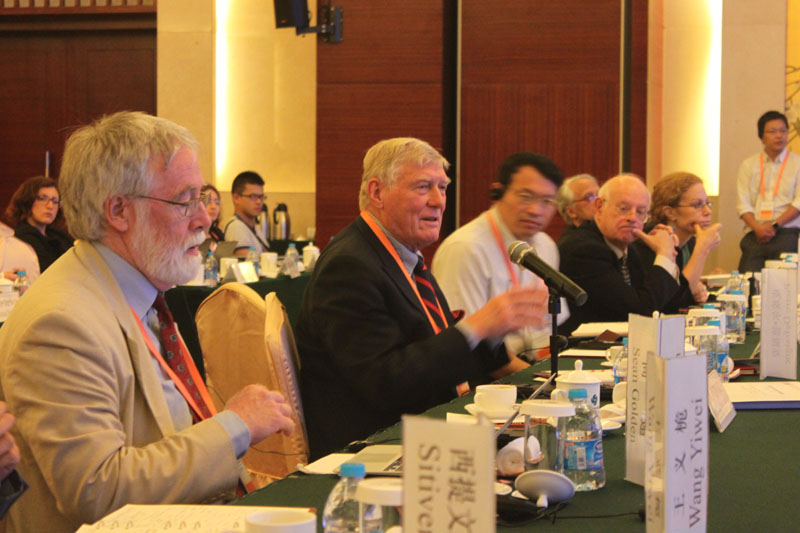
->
[433,152,569,361]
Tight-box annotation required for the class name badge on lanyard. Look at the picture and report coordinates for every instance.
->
[758,200,774,221]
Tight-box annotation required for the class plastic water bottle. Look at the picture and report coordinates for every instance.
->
[13,270,30,296]
[323,462,365,532]
[564,388,605,491]
[612,337,628,384]
[246,246,261,276]
[709,318,730,381]
[726,270,742,294]
[281,243,301,278]
[203,251,218,287]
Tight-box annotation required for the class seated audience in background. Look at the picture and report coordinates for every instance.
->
[0,401,26,520]
[559,174,687,334]
[201,184,225,242]
[295,137,549,459]
[0,222,40,284]
[0,111,295,533]
[225,171,269,256]
[5,176,73,272]
[634,172,722,310]
[736,110,800,272]
[556,173,599,240]
[433,152,568,361]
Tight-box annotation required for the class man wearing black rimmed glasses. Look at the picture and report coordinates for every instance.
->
[558,174,687,334]
[736,110,800,272]
[225,171,270,257]
[433,152,569,361]
[0,112,295,533]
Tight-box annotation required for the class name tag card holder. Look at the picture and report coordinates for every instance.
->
[645,348,709,532]
[626,313,686,486]
[761,265,798,379]
[402,415,495,533]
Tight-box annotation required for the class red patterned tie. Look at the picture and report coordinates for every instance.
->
[152,294,213,422]
[414,257,448,331]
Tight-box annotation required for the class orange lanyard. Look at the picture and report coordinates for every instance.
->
[759,152,789,200]
[130,307,217,421]
[361,210,448,334]
[487,211,519,288]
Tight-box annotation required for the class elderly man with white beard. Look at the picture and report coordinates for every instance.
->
[0,111,296,533]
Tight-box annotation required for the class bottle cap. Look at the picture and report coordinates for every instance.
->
[568,388,587,400]
[355,477,403,506]
[622,337,628,346]
[340,462,365,478]
[17,271,26,276]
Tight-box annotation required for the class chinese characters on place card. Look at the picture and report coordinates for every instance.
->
[402,415,495,533]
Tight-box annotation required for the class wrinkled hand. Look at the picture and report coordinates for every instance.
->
[464,280,549,340]
[754,222,776,244]
[0,402,20,480]
[224,384,295,445]
[694,223,722,254]
[634,225,678,259]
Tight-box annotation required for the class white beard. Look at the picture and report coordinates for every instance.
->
[131,206,206,287]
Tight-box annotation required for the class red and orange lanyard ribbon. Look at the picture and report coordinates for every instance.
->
[131,308,217,422]
[487,211,520,288]
[361,210,448,334]
[759,152,789,200]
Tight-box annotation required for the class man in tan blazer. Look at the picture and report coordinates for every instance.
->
[0,112,295,533]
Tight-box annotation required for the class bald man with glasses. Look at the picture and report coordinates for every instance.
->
[558,174,688,335]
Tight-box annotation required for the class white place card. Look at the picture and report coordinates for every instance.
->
[402,415,495,533]
[0,291,19,322]
[761,267,798,379]
[707,371,736,432]
[234,261,260,283]
[645,352,708,533]
[626,313,685,486]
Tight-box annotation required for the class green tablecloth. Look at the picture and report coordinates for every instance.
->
[165,273,311,380]
[234,335,800,531]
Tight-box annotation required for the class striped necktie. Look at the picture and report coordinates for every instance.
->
[413,256,448,332]
[619,253,632,287]
[152,293,213,422]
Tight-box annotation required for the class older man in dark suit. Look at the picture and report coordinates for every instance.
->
[558,174,687,335]
[295,138,549,459]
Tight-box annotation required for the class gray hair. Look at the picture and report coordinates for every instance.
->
[60,111,199,241]
[358,137,450,210]
[556,173,598,223]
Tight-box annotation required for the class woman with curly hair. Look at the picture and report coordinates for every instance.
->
[5,176,73,272]
[635,172,722,308]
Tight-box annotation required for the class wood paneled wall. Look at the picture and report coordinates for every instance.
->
[460,0,647,239]
[314,1,649,245]
[316,1,447,250]
[0,16,155,219]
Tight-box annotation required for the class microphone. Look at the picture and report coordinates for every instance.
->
[508,241,588,306]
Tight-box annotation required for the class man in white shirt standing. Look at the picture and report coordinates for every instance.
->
[736,110,800,272]
[433,152,568,361]
[224,171,270,257]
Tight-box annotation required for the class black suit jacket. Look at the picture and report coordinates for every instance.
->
[558,221,687,334]
[295,217,509,459]
[632,233,696,313]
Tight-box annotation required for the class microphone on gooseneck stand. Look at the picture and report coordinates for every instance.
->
[507,241,587,306]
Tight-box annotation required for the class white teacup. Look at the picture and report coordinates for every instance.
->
[245,509,316,533]
[474,384,517,411]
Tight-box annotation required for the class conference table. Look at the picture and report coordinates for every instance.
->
[233,334,799,531]
[165,272,311,379]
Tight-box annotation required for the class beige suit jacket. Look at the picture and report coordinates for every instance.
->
[0,241,241,533]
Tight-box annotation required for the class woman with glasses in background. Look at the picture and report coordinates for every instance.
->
[635,172,722,309]
[201,184,224,242]
[5,176,73,272]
